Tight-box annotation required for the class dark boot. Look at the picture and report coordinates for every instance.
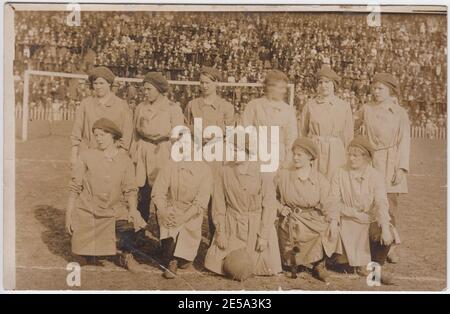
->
[71,254,88,266]
[160,238,176,266]
[163,259,178,279]
[290,246,300,279]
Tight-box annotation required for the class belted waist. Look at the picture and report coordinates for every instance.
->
[140,135,170,145]
[227,205,262,217]
[288,206,317,214]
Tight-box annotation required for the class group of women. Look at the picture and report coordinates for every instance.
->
[65,64,410,285]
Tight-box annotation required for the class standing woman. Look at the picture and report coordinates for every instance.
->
[330,137,400,284]
[300,65,354,179]
[276,137,342,282]
[184,66,235,240]
[65,118,146,271]
[354,73,410,263]
[241,70,298,168]
[204,137,282,279]
[131,72,185,221]
[185,66,235,140]
[71,66,133,164]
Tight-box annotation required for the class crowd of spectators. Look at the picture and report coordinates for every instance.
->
[14,11,447,128]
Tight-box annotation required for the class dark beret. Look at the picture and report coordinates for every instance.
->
[349,136,374,159]
[92,118,122,139]
[317,65,341,85]
[143,72,169,94]
[264,69,289,85]
[200,66,223,82]
[292,137,318,160]
[88,66,115,85]
[372,73,399,94]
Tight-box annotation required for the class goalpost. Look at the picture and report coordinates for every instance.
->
[20,69,296,141]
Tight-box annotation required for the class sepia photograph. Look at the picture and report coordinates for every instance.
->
[2,2,448,293]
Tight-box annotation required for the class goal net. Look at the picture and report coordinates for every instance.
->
[17,69,296,141]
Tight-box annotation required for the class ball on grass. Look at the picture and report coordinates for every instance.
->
[222,248,253,282]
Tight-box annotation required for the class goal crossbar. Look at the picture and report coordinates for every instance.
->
[21,69,295,141]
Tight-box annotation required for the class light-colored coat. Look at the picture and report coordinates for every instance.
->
[71,93,133,152]
[275,167,342,266]
[185,95,235,132]
[330,165,400,267]
[204,161,282,276]
[300,95,354,179]
[354,99,410,193]
[69,149,137,256]
[152,160,212,261]
[130,96,185,187]
[241,96,298,167]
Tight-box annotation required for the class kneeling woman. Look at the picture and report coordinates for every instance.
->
[65,118,147,272]
[330,137,400,284]
[276,137,342,282]
[151,142,213,279]
[204,138,282,279]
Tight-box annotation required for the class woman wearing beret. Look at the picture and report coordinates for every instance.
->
[241,69,298,169]
[151,136,213,279]
[204,135,282,277]
[130,72,185,221]
[185,66,235,138]
[300,65,354,180]
[330,137,400,284]
[70,66,133,165]
[185,67,234,237]
[65,118,147,272]
[184,66,235,241]
[276,137,342,282]
[354,73,410,263]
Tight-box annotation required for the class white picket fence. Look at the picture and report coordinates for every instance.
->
[410,125,447,140]
[15,106,446,140]
[15,106,76,121]
[359,124,446,140]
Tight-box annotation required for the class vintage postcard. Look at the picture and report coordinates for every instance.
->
[2,2,447,293]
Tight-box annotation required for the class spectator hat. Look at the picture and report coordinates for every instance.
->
[88,66,115,85]
[92,118,122,139]
[143,72,169,94]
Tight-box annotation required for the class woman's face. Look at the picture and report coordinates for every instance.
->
[265,80,287,101]
[372,82,391,103]
[292,147,313,169]
[200,74,217,96]
[347,146,369,170]
[144,82,161,103]
[94,128,115,151]
[93,77,111,98]
[318,77,334,97]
